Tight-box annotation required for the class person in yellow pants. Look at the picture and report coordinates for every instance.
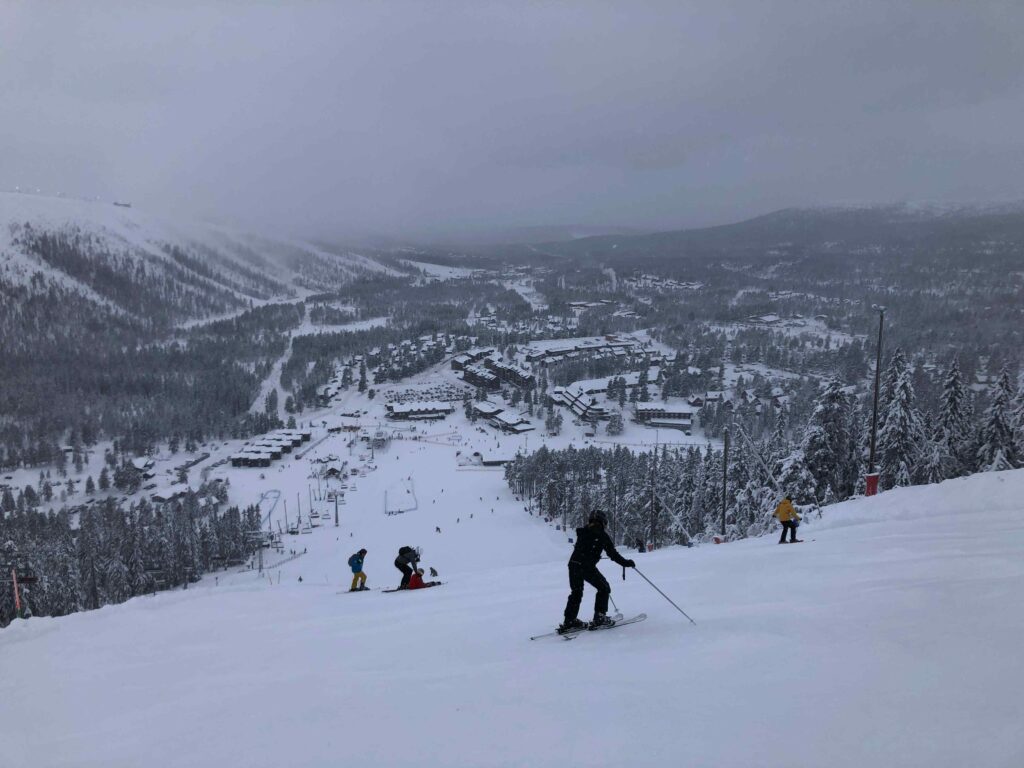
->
[348,548,368,591]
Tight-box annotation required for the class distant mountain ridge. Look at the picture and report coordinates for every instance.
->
[526,201,1024,260]
[412,223,645,247]
[0,192,395,326]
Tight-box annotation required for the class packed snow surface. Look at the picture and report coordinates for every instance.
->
[3,468,1024,768]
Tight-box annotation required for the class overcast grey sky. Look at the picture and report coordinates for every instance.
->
[3,1,1023,240]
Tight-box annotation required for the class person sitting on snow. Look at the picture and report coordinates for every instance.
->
[408,568,441,590]
[773,495,802,544]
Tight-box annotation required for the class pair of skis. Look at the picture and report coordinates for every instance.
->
[530,613,647,641]
[336,583,446,595]
[382,583,444,593]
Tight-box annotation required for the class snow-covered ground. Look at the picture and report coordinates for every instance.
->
[502,277,548,310]
[249,315,390,418]
[401,259,477,280]
[4,460,1024,767]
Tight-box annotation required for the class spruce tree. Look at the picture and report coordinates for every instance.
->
[770,407,789,459]
[800,379,855,499]
[882,348,909,407]
[933,358,973,478]
[49,526,82,616]
[877,366,926,489]
[776,449,817,505]
[606,412,624,436]
[1013,385,1024,462]
[976,368,1019,471]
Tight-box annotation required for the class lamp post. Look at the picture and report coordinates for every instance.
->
[865,306,886,496]
[721,427,729,537]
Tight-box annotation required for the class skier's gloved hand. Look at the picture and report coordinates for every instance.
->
[625,559,636,568]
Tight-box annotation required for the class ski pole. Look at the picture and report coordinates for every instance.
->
[633,567,696,625]
[609,594,619,614]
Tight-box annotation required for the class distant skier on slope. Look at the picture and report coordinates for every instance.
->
[348,548,369,591]
[773,495,802,544]
[394,545,421,589]
[558,510,635,634]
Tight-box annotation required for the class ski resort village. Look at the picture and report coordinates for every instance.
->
[4,5,1024,766]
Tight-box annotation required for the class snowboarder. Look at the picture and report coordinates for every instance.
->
[348,548,368,591]
[408,568,441,590]
[559,510,635,633]
[394,545,420,589]
[773,495,802,544]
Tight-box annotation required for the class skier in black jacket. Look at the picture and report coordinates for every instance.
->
[394,546,420,589]
[559,510,635,633]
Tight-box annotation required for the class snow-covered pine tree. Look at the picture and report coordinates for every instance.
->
[125,516,152,596]
[976,367,1019,471]
[933,358,974,478]
[770,403,786,456]
[877,366,926,489]
[881,347,909,408]
[606,411,624,435]
[76,507,103,610]
[775,449,817,506]
[48,524,81,616]
[646,446,678,547]
[1014,384,1024,462]
[698,445,723,539]
[680,446,702,539]
[663,460,694,546]
[638,368,650,402]
[198,521,213,572]
[800,379,856,499]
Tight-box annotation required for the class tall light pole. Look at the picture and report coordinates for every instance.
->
[866,305,886,496]
[721,427,729,537]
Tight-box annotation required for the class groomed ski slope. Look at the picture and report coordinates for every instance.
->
[3,470,1024,768]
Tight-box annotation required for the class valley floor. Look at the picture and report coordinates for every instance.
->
[3,472,1024,767]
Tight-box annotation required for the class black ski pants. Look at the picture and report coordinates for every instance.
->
[394,558,413,588]
[564,561,610,622]
[779,520,797,543]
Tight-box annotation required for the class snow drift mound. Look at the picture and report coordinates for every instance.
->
[806,468,1023,533]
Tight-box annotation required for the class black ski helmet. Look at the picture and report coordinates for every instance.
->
[589,510,608,527]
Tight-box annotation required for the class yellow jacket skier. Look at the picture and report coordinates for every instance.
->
[773,496,802,544]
